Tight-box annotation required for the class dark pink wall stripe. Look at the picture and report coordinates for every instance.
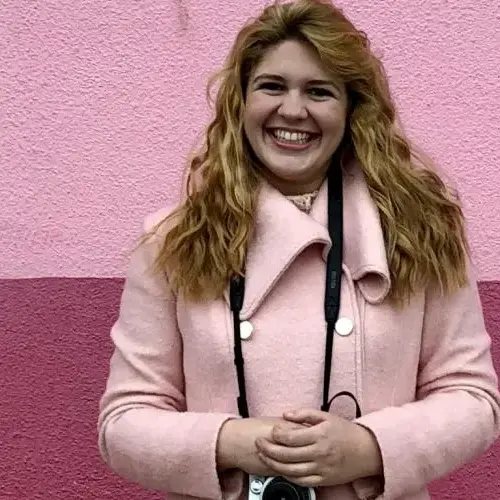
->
[1,278,499,499]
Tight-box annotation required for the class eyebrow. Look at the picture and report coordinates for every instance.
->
[252,73,340,88]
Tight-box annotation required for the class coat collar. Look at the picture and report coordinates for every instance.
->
[225,161,391,318]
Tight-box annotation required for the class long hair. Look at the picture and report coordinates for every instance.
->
[145,0,469,304]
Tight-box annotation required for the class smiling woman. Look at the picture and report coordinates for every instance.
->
[243,40,348,195]
[97,1,500,500]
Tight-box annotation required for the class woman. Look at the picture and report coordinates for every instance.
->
[97,1,500,499]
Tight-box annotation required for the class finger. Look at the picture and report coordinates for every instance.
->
[279,421,309,431]
[257,452,316,478]
[256,438,317,463]
[283,475,323,488]
[283,409,330,426]
[272,424,318,447]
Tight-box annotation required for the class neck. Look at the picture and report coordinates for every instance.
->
[259,171,325,196]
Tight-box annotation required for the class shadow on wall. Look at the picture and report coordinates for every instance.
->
[1,278,499,499]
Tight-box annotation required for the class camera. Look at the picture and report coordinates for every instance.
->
[248,475,316,500]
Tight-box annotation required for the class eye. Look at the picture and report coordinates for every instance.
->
[308,87,335,99]
[257,81,284,93]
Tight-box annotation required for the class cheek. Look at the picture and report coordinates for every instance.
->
[244,95,273,129]
[319,105,347,136]
[243,105,264,151]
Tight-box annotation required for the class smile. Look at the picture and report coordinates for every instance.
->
[266,128,319,151]
[271,128,312,143]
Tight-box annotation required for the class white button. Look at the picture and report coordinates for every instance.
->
[335,317,353,336]
[240,321,254,340]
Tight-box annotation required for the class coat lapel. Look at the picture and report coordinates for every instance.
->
[237,178,330,319]
[341,162,391,304]
[225,162,391,318]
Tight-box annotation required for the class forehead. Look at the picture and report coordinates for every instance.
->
[251,39,330,80]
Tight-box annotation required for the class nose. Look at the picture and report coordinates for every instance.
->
[278,91,308,120]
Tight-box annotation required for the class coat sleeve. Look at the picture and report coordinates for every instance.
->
[97,216,240,499]
[353,268,500,499]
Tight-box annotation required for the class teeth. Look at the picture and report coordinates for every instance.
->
[272,129,311,144]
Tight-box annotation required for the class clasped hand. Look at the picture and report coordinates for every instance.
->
[255,409,382,488]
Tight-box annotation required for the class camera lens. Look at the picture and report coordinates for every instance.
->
[261,477,312,500]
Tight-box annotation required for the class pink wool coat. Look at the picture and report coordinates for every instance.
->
[98,163,500,500]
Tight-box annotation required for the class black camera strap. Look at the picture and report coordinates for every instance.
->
[230,166,361,419]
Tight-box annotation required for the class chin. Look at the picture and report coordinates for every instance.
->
[267,161,315,177]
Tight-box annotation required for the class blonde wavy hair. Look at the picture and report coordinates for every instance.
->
[145,0,469,305]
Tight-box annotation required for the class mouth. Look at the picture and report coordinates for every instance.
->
[265,127,320,151]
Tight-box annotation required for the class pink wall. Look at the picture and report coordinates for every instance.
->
[1,1,499,498]
[2,0,500,279]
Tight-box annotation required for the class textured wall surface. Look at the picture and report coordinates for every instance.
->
[1,0,499,499]
[1,279,499,499]
[1,0,500,279]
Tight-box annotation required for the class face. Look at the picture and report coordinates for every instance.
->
[243,39,348,195]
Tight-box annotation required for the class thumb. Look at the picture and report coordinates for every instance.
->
[283,408,329,425]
